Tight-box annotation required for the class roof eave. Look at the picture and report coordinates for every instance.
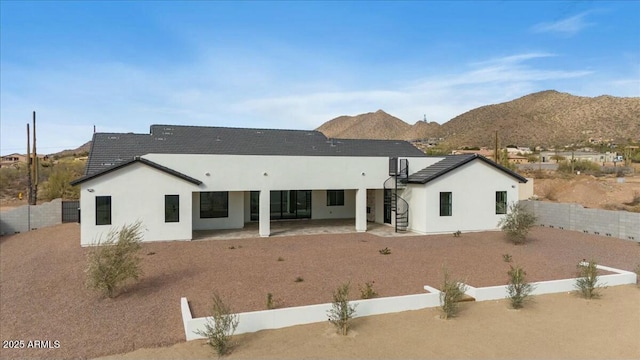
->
[70,157,202,186]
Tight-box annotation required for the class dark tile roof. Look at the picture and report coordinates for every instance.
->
[84,125,426,176]
[406,154,528,184]
[71,157,202,186]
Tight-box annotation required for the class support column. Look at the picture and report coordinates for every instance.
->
[355,188,367,232]
[259,190,270,237]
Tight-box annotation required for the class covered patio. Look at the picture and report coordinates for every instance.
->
[192,219,420,240]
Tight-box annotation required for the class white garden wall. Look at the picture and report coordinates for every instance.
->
[181,264,636,341]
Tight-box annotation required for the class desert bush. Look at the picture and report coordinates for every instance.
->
[497,202,537,245]
[624,191,640,207]
[86,221,144,298]
[359,281,378,299]
[541,182,560,201]
[196,292,239,356]
[327,282,358,335]
[558,159,601,175]
[452,230,462,237]
[506,265,535,309]
[42,161,85,200]
[378,247,391,255]
[502,254,512,263]
[439,269,467,319]
[294,276,304,283]
[575,260,603,299]
[266,292,282,309]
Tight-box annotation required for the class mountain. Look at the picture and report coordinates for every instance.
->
[49,141,92,158]
[316,110,412,140]
[316,90,640,147]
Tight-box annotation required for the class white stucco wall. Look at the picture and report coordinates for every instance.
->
[143,154,405,191]
[406,160,522,234]
[78,163,198,246]
[311,189,356,219]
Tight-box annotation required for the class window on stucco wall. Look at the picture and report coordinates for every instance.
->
[496,191,507,214]
[439,192,452,216]
[96,196,111,225]
[326,190,345,206]
[165,195,179,222]
[200,192,229,218]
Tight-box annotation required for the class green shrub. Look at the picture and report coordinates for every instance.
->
[439,269,467,319]
[359,281,378,299]
[497,202,537,244]
[506,265,535,309]
[327,282,358,335]
[558,159,601,175]
[85,222,144,298]
[196,293,239,356]
[575,260,603,299]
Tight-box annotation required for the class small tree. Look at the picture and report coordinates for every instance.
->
[575,260,603,299]
[498,202,537,244]
[196,293,239,356]
[506,265,535,309]
[439,268,467,319]
[86,221,144,298]
[327,282,358,335]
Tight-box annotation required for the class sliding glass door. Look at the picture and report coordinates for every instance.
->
[250,190,311,221]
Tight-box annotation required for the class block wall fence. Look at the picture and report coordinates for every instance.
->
[521,200,640,242]
[0,199,63,235]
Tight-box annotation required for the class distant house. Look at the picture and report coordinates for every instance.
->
[0,153,26,168]
[71,125,527,246]
[0,153,47,168]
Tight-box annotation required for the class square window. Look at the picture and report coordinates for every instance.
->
[165,195,179,222]
[200,192,228,218]
[327,190,345,206]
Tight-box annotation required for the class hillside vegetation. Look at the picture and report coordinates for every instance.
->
[317,90,640,148]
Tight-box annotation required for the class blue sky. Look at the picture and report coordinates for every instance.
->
[1,1,639,154]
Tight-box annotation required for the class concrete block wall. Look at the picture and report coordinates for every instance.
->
[0,199,63,235]
[521,200,640,242]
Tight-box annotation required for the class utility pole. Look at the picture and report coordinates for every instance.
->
[494,131,499,163]
[27,123,32,205]
[31,111,38,205]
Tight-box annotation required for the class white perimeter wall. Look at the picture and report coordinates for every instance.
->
[78,163,198,245]
[406,160,522,234]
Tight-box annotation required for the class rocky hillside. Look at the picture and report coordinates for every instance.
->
[317,90,640,147]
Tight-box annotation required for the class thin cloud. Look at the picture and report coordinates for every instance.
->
[532,12,594,36]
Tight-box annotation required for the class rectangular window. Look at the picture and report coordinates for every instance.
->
[96,196,111,225]
[200,192,228,218]
[439,192,452,216]
[165,195,180,222]
[327,190,345,206]
[496,191,507,214]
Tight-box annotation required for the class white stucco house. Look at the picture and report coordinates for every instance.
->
[71,125,527,246]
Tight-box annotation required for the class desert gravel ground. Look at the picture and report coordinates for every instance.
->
[1,223,639,359]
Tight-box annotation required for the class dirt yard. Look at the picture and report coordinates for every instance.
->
[1,223,639,359]
[533,174,640,210]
